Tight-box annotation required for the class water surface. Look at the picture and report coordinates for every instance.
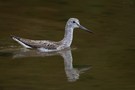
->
[0,0,135,90]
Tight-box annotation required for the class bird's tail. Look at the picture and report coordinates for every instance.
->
[10,35,32,48]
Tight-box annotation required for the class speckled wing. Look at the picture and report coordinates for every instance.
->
[11,35,59,49]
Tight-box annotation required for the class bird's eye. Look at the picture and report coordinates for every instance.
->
[72,21,76,23]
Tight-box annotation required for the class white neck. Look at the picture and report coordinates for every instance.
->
[61,25,74,47]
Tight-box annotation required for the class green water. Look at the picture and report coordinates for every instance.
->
[0,0,135,90]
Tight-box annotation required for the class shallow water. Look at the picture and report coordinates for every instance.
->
[0,0,135,90]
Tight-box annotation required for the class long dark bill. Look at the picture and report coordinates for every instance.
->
[79,24,93,33]
[76,23,93,33]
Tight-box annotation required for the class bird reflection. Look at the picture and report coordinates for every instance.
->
[1,47,91,82]
[60,50,91,82]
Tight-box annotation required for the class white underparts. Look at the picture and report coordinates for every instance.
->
[38,48,57,52]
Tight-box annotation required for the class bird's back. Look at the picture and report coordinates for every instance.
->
[11,35,61,50]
